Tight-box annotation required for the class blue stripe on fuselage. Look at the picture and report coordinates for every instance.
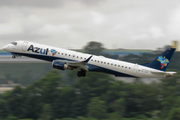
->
[11,52,136,77]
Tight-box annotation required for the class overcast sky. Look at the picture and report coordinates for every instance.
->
[0,0,180,50]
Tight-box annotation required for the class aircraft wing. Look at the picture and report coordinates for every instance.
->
[59,55,93,71]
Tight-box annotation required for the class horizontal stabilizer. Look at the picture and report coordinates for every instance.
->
[151,71,176,77]
[151,71,166,74]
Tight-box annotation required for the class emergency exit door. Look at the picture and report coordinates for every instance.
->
[22,42,28,52]
[133,64,138,75]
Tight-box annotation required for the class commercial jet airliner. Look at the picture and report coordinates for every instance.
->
[3,41,176,78]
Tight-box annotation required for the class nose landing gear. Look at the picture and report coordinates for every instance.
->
[12,54,22,59]
[12,55,16,59]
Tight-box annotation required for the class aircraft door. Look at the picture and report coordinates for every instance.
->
[133,64,138,75]
[22,42,28,52]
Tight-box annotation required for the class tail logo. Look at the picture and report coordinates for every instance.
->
[50,49,57,56]
[157,56,169,69]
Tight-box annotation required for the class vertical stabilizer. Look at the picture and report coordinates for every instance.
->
[147,48,176,71]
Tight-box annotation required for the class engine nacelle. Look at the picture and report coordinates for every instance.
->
[52,60,72,70]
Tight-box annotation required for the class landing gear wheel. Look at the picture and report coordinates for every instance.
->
[77,72,82,77]
[77,70,86,77]
[82,74,86,77]
[12,55,16,59]
[81,71,86,77]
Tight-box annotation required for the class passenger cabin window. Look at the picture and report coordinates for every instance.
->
[69,55,71,56]
[91,59,93,61]
[65,54,67,56]
[115,64,116,66]
[77,56,78,58]
[58,52,60,54]
[11,42,17,45]
[80,57,82,59]
[118,65,120,67]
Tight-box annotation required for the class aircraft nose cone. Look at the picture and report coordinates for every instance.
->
[2,45,8,51]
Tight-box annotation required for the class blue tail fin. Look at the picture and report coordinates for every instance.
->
[146,48,176,71]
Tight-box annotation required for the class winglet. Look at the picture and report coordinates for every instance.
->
[83,55,93,63]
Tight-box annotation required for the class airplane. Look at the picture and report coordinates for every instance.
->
[2,41,176,78]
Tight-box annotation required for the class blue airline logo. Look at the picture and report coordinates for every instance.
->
[27,45,49,55]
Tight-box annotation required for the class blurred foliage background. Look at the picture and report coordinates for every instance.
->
[0,41,180,120]
[1,70,180,120]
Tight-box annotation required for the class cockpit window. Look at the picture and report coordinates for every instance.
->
[11,42,17,45]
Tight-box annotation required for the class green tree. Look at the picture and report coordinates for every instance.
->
[87,97,107,119]
[159,73,180,118]
[52,87,76,118]
[40,104,53,120]
[114,98,126,118]
[19,118,34,120]
[0,99,8,119]
[72,72,113,116]
[0,86,26,119]
[83,41,104,55]
[168,108,180,120]
[0,70,63,119]
[58,118,76,120]
[6,115,19,120]
[66,70,78,85]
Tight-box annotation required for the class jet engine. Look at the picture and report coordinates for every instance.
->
[52,60,72,70]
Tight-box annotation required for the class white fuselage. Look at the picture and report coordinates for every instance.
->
[3,41,167,78]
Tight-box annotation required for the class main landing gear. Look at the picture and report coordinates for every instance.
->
[77,70,86,77]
